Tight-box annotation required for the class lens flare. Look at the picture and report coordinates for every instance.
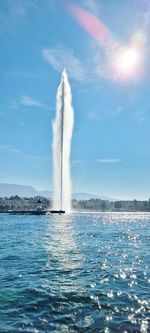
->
[132,31,146,48]
[69,3,110,46]
[68,3,145,82]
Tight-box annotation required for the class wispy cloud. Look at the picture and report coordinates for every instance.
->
[109,106,124,117]
[0,144,27,156]
[87,106,123,120]
[90,41,118,82]
[21,95,43,107]
[98,158,123,163]
[9,95,53,114]
[134,109,146,122]
[43,44,85,81]
[71,158,123,164]
[116,106,123,114]
[80,0,101,16]
[71,159,84,164]
[0,144,50,163]
[0,144,124,164]
[0,0,38,36]
[87,111,101,121]
[0,144,11,152]
[8,0,37,18]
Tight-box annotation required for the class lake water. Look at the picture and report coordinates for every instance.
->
[0,212,150,332]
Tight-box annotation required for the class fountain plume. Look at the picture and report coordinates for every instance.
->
[52,69,74,212]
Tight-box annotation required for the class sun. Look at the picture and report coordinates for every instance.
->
[118,48,139,71]
[113,46,141,79]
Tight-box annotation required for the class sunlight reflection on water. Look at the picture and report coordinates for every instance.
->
[0,212,150,332]
[45,214,83,270]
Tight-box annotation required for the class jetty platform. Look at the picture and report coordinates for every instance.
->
[4,210,65,215]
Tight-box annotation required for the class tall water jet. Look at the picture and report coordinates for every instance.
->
[52,69,74,212]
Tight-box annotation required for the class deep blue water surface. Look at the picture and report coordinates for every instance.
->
[0,212,150,332]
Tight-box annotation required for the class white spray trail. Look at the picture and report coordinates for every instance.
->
[52,69,74,212]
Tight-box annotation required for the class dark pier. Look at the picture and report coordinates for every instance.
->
[6,210,65,215]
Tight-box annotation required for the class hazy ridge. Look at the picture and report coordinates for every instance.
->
[0,183,113,200]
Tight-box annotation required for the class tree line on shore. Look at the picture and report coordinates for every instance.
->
[0,196,150,212]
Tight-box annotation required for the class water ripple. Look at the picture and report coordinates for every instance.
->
[0,213,150,332]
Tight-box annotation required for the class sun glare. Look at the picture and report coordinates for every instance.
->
[119,48,139,71]
[114,47,141,79]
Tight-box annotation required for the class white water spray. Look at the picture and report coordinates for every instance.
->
[52,69,74,212]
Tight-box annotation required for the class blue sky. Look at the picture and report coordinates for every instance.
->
[0,0,150,200]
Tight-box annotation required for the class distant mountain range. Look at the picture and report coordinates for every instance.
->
[0,183,114,201]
